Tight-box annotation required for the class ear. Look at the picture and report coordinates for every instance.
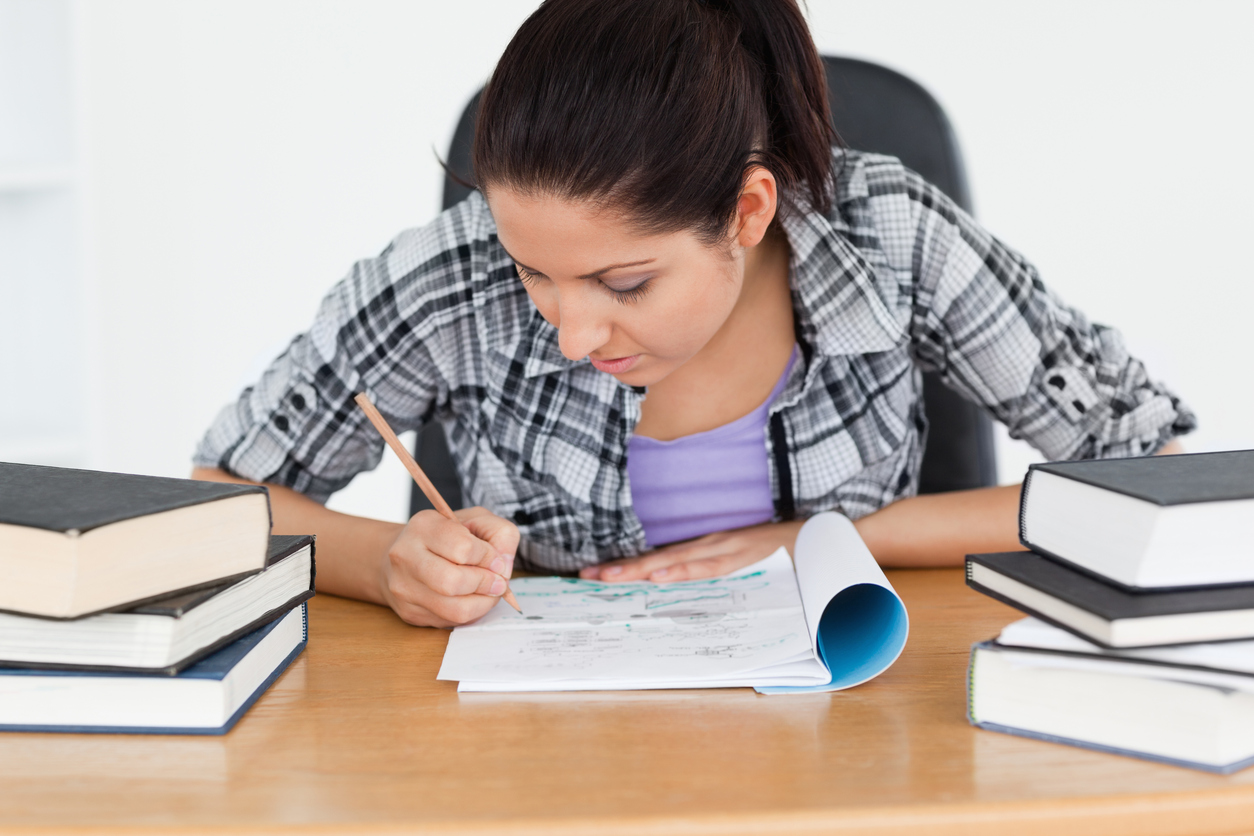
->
[734,167,779,249]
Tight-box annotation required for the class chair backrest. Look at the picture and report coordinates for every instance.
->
[411,56,997,517]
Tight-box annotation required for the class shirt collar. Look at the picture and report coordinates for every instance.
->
[778,160,909,357]
[521,306,588,378]
[479,229,589,380]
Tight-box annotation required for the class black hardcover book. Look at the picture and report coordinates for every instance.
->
[132,535,312,617]
[0,461,269,533]
[0,535,315,674]
[1017,450,1254,590]
[967,551,1254,648]
[0,462,272,618]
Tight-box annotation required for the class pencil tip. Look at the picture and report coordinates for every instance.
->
[503,588,523,614]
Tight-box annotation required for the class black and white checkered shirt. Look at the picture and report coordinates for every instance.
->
[195,150,1196,571]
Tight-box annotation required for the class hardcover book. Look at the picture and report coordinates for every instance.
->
[1018,450,1254,589]
[967,551,1254,648]
[969,617,1254,774]
[0,604,307,735]
[0,535,314,672]
[0,462,271,617]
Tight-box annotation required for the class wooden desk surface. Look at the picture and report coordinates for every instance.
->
[3,570,1254,836]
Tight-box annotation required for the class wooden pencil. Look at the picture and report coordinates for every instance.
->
[353,392,523,614]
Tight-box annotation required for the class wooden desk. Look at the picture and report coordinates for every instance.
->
[3,570,1254,835]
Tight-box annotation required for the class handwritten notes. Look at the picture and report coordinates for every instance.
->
[438,513,909,693]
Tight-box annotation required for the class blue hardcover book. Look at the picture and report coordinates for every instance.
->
[0,603,307,735]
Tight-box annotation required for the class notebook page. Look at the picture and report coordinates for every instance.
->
[757,512,909,694]
[439,549,825,689]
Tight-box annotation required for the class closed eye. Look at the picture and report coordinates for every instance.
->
[515,261,653,304]
[603,278,653,305]
[515,263,544,285]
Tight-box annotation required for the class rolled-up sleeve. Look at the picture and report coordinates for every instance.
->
[193,224,458,503]
[905,173,1196,461]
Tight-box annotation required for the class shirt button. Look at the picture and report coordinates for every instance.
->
[291,393,306,410]
[274,414,290,432]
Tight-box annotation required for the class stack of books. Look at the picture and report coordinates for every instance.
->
[965,450,1254,773]
[0,462,314,735]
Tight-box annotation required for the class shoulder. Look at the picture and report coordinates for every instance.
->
[380,190,504,298]
[307,191,530,384]
[361,191,528,331]
[826,147,952,219]
[808,146,971,274]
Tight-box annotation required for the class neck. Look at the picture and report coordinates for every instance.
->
[634,226,796,440]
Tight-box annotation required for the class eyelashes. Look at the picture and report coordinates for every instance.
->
[515,264,542,286]
[515,264,653,305]
[605,281,653,305]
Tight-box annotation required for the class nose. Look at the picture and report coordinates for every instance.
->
[555,290,612,361]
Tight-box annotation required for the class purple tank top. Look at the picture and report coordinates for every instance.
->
[627,348,798,547]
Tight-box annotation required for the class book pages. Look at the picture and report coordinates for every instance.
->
[439,513,908,693]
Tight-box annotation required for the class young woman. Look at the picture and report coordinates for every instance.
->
[192,0,1193,628]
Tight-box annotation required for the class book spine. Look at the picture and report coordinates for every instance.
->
[966,642,986,725]
[1018,467,1035,548]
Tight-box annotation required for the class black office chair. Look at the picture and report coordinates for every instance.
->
[411,56,997,516]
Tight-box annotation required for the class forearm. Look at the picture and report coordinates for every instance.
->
[856,439,1187,568]
[191,467,401,605]
[853,484,1021,568]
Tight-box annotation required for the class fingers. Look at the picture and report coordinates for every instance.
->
[387,595,481,629]
[580,539,720,583]
[592,554,678,582]
[578,528,782,584]
[381,509,520,628]
[458,507,520,576]
[384,549,504,626]
[412,510,498,568]
[643,556,736,583]
[418,551,508,598]
[393,588,501,628]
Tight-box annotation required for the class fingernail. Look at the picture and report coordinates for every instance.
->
[652,567,668,580]
[500,553,515,576]
[490,576,506,596]
[489,556,506,575]
[605,565,622,577]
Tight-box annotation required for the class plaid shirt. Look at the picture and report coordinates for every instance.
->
[195,150,1196,571]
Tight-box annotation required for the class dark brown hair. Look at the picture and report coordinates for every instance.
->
[472,0,836,244]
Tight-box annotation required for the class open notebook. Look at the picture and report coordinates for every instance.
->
[438,513,908,693]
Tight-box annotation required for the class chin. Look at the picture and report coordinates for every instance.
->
[611,360,673,388]
[610,368,655,388]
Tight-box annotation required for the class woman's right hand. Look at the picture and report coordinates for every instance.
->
[379,506,520,627]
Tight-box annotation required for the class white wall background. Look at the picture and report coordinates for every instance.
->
[5,0,1252,523]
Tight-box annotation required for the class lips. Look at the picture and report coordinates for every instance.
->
[589,354,641,374]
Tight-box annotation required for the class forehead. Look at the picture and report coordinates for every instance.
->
[486,187,695,272]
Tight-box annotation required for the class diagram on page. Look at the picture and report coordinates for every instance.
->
[438,514,909,692]
[440,550,815,683]
[470,551,803,629]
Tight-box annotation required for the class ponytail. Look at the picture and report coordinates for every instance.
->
[473,0,836,245]
[713,0,837,217]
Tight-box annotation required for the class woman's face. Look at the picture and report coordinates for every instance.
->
[486,189,750,388]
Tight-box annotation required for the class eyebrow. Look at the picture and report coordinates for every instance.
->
[502,247,655,280]
[575,259,656,280]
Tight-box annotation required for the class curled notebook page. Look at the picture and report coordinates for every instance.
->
[755,511,909,694]
[437,512,908,692]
